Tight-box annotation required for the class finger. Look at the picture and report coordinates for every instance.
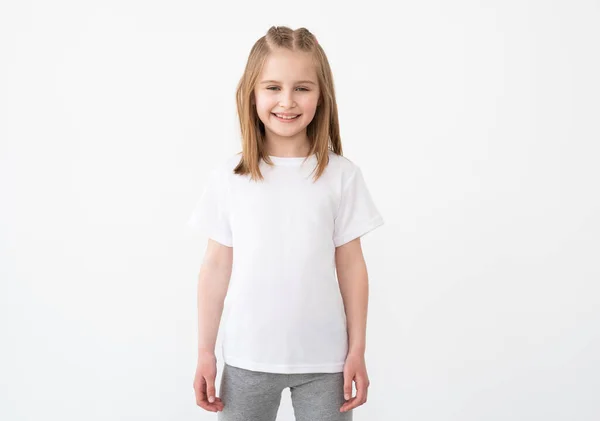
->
[340,396,359,412]
[197,397,224,412]
[210,397,224,410]
[193,378,207,405]
[342,371,353,401]
[204,375,217,403]
[354,376,367,405]
[340,377,368,412]
[194,381,223,412]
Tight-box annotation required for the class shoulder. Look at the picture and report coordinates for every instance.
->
[197,152,242,190]
[208,151,243,177]
[326,150,361,179]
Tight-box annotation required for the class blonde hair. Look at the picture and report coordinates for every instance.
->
[233,25,343,182]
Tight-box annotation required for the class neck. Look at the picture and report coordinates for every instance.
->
[264,130,311,157]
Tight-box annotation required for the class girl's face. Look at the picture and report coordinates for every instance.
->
[253,48,321,145]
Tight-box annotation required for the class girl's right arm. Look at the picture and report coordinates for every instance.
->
[193,238,232,412]
[197,238,233,355]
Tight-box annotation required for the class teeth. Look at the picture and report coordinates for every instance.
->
[275,114,298,119]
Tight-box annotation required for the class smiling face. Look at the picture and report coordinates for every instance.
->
[253,48,321,149]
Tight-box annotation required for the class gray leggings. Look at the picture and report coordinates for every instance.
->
[218,363,353,421]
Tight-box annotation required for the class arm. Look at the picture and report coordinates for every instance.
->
[193,238,231,413]
[335,237,369,356]
[335,237,371,413]
[197,238,233,355]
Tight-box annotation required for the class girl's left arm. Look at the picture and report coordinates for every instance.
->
[335,236,371,412]
[335,236,369,356]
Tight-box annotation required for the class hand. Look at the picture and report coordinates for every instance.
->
[193,351,224,412]
[340,352,370,413]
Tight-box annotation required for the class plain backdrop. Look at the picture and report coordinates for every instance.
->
[1,1,599,420]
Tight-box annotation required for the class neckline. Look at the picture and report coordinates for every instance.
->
[267,153,317,166]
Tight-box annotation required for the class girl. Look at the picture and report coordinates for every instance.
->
[189,26,384,421]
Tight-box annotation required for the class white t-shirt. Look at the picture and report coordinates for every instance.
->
[187,150,384,374]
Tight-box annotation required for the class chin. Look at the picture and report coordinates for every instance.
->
[270,128,304,137]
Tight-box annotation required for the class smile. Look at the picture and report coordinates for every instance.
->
[272,113,300,121]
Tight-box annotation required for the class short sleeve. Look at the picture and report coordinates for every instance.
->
[187,167,233,247]
[333,166,384,247]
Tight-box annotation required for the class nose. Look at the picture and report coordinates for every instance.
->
[278,89,296,108]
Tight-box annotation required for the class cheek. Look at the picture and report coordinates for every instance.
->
[300,94,319,109]
[255,95,275,112]
[254,99,270,116]
[299,99,319,115]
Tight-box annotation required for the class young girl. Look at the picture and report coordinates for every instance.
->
[189,26,384,421]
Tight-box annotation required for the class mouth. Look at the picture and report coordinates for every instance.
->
[272,113,301,121]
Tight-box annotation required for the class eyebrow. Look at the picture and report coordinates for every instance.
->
[260,80,317,85]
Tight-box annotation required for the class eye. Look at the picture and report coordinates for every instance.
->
[266,86,310,91]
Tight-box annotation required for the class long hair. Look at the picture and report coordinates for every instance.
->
[233,26,343,182]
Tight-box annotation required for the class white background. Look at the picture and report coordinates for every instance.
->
[1,1,599,420]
